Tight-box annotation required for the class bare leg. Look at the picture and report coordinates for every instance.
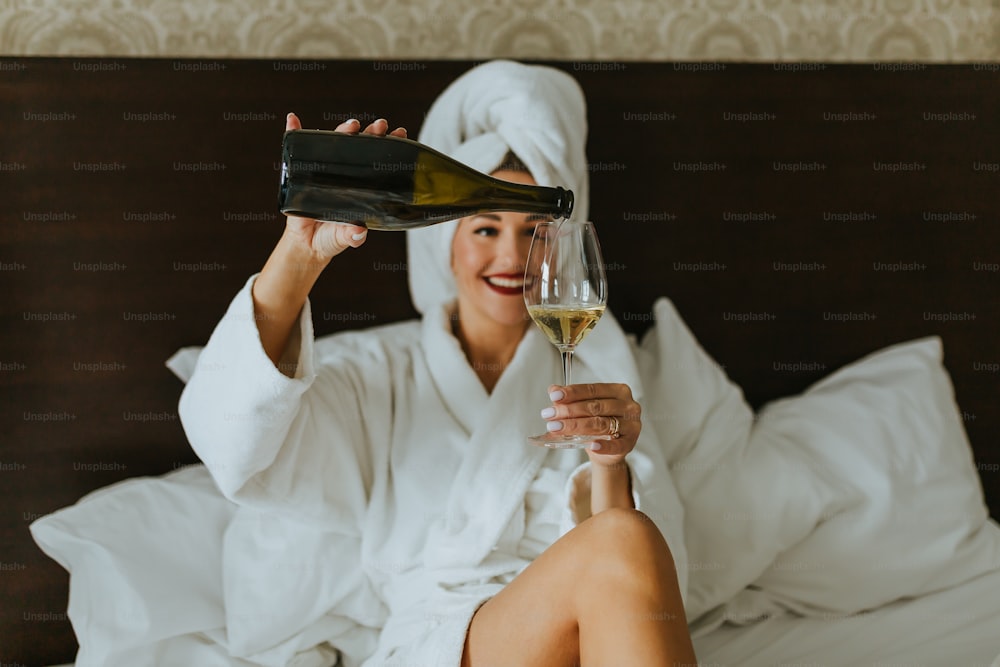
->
[461,508,695,667]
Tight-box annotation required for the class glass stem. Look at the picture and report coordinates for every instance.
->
[561,347,574,386]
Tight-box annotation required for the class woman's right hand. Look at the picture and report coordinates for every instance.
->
[282,112,408,262]
[253,113,407,368]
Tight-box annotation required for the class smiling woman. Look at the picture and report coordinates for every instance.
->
[174,59,696,666]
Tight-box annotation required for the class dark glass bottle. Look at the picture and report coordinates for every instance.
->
[278,130,574,230]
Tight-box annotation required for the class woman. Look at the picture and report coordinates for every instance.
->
[180,60,695,666]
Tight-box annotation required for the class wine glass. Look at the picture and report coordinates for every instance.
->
[524,221,610,448]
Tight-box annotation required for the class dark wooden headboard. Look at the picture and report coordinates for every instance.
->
[2,58,998,666]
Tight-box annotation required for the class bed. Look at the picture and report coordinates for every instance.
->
[2,58,999,667]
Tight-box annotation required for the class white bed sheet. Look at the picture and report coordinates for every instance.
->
[45,569,1000,667]
[693,567,1000,667]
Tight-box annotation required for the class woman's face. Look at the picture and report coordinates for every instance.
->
[451,169,549,333]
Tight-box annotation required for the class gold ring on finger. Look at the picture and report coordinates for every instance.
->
[608,416,621,439]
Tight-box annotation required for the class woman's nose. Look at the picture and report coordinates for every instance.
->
[497,232,528,271]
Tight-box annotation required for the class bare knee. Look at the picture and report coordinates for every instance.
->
[577,509,679,603]
[586,508,672,554]
[585,508,673,570]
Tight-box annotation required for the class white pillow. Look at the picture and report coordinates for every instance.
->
[640,298,1000,621]
[30,462,367,667]
[746,337,1000,614]
[29,465,235,666]
[165,345,203,383]
[639,298,842,619]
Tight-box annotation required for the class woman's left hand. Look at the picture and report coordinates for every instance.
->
[541,383,641,466]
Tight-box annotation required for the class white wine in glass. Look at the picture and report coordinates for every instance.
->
[525,305,605,349]
[524,221,610,448]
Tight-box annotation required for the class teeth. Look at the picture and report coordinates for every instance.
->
[486,276,525,288]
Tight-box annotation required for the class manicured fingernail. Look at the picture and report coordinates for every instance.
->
[548,390,564,401]
[351,231,366,241]
[286,112,294,120]
[590,442,602,452]
[540,407,556,419]
[546,421,563,432]
[375,117,387,125]
[346,118,358,125]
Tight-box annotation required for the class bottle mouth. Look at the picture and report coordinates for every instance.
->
[560,188,575,220]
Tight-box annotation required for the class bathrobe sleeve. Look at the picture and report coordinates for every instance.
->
[178,274,393,529]
[178,275,407,666]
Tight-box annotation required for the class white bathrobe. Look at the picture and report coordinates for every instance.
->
[178,273,689,667]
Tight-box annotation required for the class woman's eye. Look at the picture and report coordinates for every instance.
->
[474,226,498,237]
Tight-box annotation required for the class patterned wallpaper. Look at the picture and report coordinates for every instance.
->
[0,0,997,61]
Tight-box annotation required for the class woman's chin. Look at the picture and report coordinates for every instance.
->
[489,307,531,330]
[454,292,529,332]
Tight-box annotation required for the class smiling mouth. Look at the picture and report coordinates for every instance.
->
[482,274,533,295]
[484,275,526,289]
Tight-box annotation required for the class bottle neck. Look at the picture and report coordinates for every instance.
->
[484,178,575,220]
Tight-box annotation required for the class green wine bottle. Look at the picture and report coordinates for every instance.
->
[278,130,574,230]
